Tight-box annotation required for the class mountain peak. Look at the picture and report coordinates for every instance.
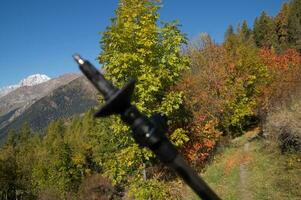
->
[19,74,51,87]
[0,74,51,98]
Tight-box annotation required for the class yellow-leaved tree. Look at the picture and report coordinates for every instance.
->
[98,0,189,198]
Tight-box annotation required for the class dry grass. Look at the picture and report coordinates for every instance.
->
[265,96,301,152]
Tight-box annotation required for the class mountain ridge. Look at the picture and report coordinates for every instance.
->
[0,73,101,141]
[0,74,51,98]
[0,76,99,140]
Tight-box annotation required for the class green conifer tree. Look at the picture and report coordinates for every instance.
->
[6,129,17,147]
[224,25,234,42]
[0,145,17,199]
[275,3,290,51]
[18,123,32,143]
[288,0,301,51]
[253,11,278,49]
[241,20,251,41]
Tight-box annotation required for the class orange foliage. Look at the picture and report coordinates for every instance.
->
[258,48,301,112]
[178,41,300,165]
[184,119,221,165]
[177,42,235,124]
[177,41,234,164]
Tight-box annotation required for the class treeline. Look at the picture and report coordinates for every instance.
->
[0,0,301,199]
[224,0,301,53]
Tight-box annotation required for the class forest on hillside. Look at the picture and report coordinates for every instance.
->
[0,0,300,199]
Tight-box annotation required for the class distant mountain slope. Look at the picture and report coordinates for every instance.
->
[0,85,19,98]
[0,75,99,140]
[0,76,98,137]
[0,74,79,130]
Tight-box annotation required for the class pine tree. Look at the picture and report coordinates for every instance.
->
[253,16,261,46]
[275,3,290,51]
[18,123,32,143]
[32,120,82,198]
[288,0,301,51]
[241,20,251,41]
[224,25,234,41]
[253,11,278,49]
[0,145,17,199]
[6,129,17,147]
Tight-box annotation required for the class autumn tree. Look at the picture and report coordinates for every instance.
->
[258,48,301,110]
[180,34,227,163]
[98,0,189,197]
[188,32,267,135]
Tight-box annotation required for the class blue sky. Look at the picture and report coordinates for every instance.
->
[0,0,285,87]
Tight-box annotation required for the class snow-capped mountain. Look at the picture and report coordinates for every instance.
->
[19,74,50,87]
[0,74,98,141]
[0,74,51,97]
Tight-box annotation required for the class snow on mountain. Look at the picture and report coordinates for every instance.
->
[0,74,51,97]
[19,74,51,87]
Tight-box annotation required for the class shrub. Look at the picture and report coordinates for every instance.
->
[265,96,301,152]
[78,174,120,200]
[127,178,170,200]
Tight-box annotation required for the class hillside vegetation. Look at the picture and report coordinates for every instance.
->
[0,0,300,199]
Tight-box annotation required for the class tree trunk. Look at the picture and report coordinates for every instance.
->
[142,162,147,181]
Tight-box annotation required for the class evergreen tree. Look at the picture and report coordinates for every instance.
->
[43,120,65,148]
[253,11,278,49]
[6,129,17,147]
[241,20,251,41]
[32,120,81,198]
[288,0,301,51]
[275,3,290,51]
[224,25,234,41]
[15,135,38,199]
[0,145,17,199]
[18,123,32,143]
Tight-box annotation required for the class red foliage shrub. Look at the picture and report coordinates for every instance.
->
[258,48,301,113]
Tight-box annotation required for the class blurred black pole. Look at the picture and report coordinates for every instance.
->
[73,54,221,200]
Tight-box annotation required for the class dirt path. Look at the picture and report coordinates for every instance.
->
[239,142,253,200]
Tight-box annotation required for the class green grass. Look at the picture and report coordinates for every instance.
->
[188,130,301,200]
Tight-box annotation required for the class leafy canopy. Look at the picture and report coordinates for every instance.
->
[98,0,189,187]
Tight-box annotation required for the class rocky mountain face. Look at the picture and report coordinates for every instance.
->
[0,74,99,141]
[0,74,79,118]
[0,85,19,98]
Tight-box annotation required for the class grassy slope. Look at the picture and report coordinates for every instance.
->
[188,128,301,200]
